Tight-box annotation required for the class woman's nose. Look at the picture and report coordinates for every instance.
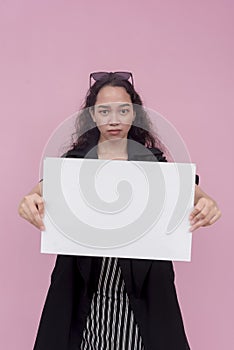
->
[109,111,120,124]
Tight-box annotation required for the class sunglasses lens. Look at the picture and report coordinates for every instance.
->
[91,72,109,81]
[114,72,131,80]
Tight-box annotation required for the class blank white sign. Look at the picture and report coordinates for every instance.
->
[41,157,196,261]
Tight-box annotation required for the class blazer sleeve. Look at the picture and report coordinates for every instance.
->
[150,147,200,186]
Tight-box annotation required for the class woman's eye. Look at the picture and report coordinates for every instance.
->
[120,109,129,115]
[99,110,109,115]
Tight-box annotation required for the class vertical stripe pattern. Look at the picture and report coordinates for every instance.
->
[80,257,144,350]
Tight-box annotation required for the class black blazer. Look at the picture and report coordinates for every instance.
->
[34,136,199,350]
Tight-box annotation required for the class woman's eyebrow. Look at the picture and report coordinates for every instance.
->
[118,103,131,108]
[97,105,111,109]
[97,103,132,109]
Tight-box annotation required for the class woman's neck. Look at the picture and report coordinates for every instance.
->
[97,138,128,159]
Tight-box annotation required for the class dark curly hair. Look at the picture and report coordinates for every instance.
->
[66,74,167,154]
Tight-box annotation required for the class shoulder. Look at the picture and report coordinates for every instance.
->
[60,147,86,158]
[147,147,168,162]
[148,147,200,184]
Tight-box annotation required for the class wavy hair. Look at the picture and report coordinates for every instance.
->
[66,75,167,154]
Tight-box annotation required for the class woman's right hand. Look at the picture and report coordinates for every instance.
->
[18,182,45,231]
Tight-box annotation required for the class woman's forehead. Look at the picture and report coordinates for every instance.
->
[95,86,132,105]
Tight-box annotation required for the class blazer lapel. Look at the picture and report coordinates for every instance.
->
[117,258,152,298]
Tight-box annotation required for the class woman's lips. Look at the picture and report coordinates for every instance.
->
[108,130,121,135]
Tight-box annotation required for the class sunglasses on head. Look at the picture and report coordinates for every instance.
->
[89,71,134,88]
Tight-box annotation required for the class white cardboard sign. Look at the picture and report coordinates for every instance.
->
[41,157,196,261]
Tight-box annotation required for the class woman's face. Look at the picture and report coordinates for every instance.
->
[90,85,136,143]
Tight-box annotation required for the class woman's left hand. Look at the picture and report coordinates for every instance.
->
[189,187,222,232]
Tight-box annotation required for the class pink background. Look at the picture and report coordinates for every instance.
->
[1,0,233,348]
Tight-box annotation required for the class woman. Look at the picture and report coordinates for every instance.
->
[18,72,221,350]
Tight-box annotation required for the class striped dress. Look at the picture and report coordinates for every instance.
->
[80,257,145,350]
